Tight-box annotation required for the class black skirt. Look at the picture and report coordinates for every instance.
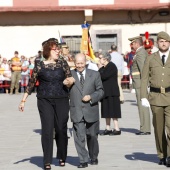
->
[101,96,121,118]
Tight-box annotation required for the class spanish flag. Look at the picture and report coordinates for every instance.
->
[80,21,96,62]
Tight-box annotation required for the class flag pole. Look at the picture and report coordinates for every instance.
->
[58,30,61,43]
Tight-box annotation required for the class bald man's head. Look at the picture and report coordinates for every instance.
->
[75,53,86,61]
[74,53,86,72]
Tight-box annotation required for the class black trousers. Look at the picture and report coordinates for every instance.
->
[37,97,69,164]
[73,119,99,163]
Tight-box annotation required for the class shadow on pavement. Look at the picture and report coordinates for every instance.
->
[99,129,106,135]
[33,128,73,137]
[125,100,136,103]
[13,156,43,169]
[131,103,137,106]
[65,156,79,166]
[125,152,158,164]
[121,128,139,134]
[13,155,79,168]
[124,100,137,106]
[33,129,41,135]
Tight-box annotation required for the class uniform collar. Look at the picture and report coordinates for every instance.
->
[159,50,169,58]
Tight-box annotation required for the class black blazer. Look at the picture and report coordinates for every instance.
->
[99,62,120,97]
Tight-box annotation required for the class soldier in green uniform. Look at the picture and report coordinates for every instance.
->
[141,31,170,166]
[128,36,151,135]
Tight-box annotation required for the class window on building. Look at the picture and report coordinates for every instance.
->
[96,34,117,53]
[62,36,81,54]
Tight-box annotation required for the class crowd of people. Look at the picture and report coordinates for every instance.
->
[0,51,37,94]
[0,42,76,94]
[1,30,170,169]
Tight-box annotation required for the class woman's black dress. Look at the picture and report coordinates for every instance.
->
[99,62,121,118]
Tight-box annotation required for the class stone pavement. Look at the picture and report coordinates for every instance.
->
[0,91,168,170]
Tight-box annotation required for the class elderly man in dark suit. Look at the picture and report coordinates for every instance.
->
[65,53,104,168]
[141,31,170,166]
[128,36,151,135]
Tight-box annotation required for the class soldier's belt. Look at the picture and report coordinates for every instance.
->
[132,72,140,76]
[150,86,170,94]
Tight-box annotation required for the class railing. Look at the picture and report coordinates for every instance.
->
[121,75,130,89]
[0,80,10,88]
[0,75,131,93]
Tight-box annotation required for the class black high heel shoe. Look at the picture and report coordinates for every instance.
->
[44,164,51,170]
[59,160,65,167]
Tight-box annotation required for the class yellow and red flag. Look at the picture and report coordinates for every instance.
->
[80,21,97,62]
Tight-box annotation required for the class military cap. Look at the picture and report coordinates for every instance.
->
[144,39,153,49]
[128,36,142,43]
[61,42,69,48]
[42,38,58,46]
[157,31,170,41]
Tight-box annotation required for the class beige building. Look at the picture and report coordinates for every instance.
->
[0,0,169,59]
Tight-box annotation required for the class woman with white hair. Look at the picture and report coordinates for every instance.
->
[98,52,121,136]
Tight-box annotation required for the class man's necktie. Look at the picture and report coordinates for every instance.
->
[79,72,84,90]
[162,55,165,65]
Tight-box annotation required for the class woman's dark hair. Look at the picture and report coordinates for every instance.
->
[43,40,58,59]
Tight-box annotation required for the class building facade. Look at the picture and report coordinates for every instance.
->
[0,0,169,58]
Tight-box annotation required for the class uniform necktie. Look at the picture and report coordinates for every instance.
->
[162,55,165,65]
[79,72,84,90]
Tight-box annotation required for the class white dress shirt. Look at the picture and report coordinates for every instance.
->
[159,50,170,63]
[76,69,86,81]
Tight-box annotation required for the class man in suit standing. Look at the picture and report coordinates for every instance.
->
[141,31,170,166]
[66,53,104,168]
[128,36,151,135]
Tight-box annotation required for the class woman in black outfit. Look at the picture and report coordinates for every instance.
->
[19,39,75,170]
[98,53,121,136]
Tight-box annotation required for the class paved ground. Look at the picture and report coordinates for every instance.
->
[0,91,168,170]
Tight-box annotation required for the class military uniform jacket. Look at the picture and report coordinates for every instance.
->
[141,51,170,106]
[132,47,148,89]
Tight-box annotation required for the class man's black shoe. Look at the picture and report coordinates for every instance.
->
[158,158,166,165]
[166,157,170,167]
[100,129,112,135]
[77,163,88,168]
[91,159,98,165]
[135,131,151,135]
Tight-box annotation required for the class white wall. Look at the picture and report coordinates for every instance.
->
[0,25,82,59]
[91,23,169,53]
[0,23,169,60]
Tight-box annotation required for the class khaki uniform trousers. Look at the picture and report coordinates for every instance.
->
[151,105,170,159]
[117,71,124,102]
[10,71,21,91]
[135,88,151,132]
